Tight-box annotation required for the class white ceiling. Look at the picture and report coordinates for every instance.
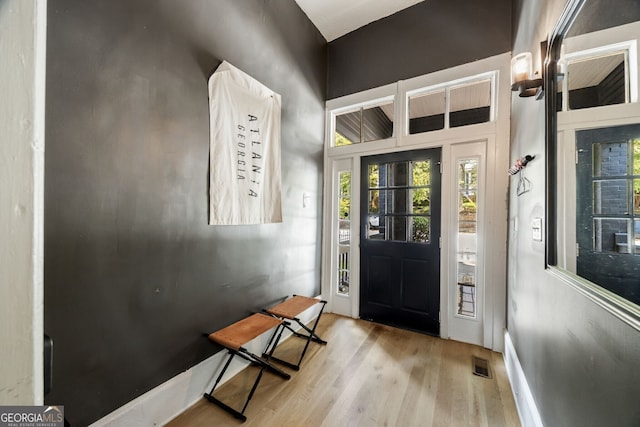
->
[294,0,425,42]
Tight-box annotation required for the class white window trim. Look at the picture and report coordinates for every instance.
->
[447,141,488,347]
[321,53,512,351]
[326,158,357,317]
[404,71,498,133]
[562,21,640,107]
[559,39,637,112]
[326,82,398,153]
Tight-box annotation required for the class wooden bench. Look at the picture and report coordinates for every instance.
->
[262,295,327,371]
[204,313,290,422]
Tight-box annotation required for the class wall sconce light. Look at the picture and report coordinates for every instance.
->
[511,50,544,99]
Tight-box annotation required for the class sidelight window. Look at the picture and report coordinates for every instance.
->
[456,159,479,317]
[337,170,351,295]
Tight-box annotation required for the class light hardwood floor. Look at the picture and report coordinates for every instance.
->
[166,314,521,427]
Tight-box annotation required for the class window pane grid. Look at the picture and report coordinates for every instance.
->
[366,160,432,243]
[590,137,640,254]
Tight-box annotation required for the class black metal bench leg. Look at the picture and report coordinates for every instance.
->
[241,366,265,415]
[204,393,247,422]
[295,302,327,367]
[204,351,249,421]
[241,324,291,380]
[206,350,234,396]
[293,316,328,345]
[262,321,282,357]
[263,301,328,370]
[203,324,291,422]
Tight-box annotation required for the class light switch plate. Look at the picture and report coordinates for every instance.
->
[532,218,542,241]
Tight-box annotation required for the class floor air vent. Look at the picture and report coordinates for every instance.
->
[472,356,492,379]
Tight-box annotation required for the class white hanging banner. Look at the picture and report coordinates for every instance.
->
[208,61,282,225]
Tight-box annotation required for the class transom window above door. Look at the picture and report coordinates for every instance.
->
[557,42,636,112]
[408,78,493,134]
[335,99,395,146]
[327,71,498,150]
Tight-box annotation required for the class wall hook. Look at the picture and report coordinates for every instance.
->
[508,155,535,175]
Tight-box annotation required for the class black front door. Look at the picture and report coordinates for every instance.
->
[360,148,441,335]
[576,124,640,305]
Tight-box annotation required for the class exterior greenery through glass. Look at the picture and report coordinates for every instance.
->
[365,160,432,243]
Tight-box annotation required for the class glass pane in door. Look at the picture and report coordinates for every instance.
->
[365,159,433,244]
[592,180,630,215]
[367,164,383,240]
[410,216,430,243]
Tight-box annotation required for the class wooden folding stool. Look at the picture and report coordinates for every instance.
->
[262,295,327,371]
[204,313,291,422]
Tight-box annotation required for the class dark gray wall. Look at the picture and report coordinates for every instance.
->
[327,0,512,99]
[509,0,640,426]
[44,1,326,425]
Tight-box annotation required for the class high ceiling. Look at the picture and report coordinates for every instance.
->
[294,0,425,42]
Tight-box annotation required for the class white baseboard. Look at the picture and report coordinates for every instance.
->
[503,331,544,427]
[90,301,322,426]
[89,345,242,427]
